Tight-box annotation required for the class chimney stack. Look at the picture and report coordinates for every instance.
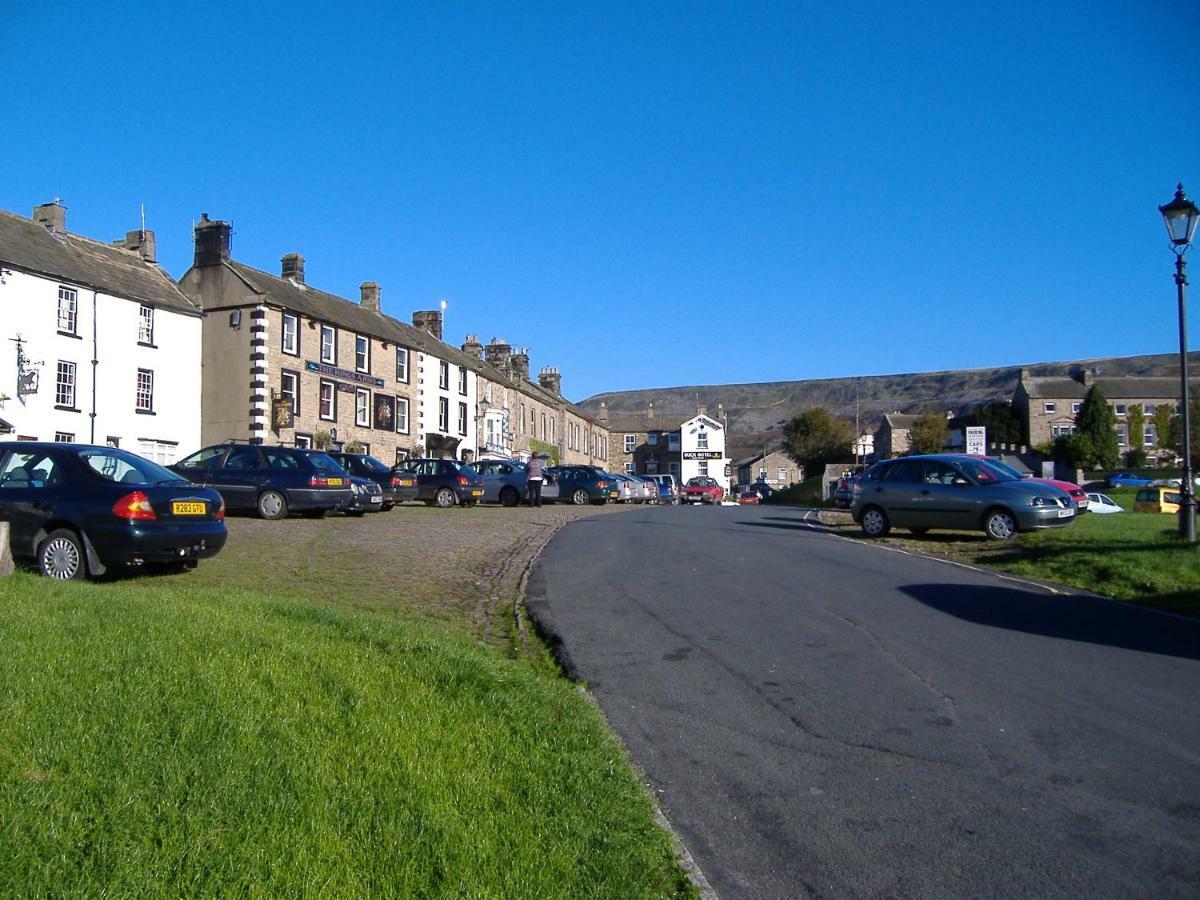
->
[511,348,530,380]
[462,334,484,361]
[1082,369,1095,386]
[114,228,157,262]
[193,213,232,267]
[598,400,609,422]
[360,281,381,311]
[538,367,562,395]
[647,401,655,419]
[281,253,305,283]
[484,338,512,373]
[33,200,66,234]
[697,404,708,417]
[1019,368,1031,381]
[413,310,444,341]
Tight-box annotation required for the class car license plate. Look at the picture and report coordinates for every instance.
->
[399,478,414,487]
[172,501,206,516]
[471,489,483,496]
[326,477,344,486]
[1057,508,1074,518]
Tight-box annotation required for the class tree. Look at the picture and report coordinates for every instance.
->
[781,408,854,473]
[1126,404,1144,461]
[1153,404,1175,458]
[909,412,949,454]
[1167,394,1200,470]
[1053,432,1094,470]
[966,402,1023,444]
[1074,386,1120,470]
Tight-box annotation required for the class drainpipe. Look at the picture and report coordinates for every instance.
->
[89,289,98,443]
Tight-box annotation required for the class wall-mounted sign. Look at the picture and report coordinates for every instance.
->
[374,394,395,431]
[272,396,294,432]
[305,360,384,388]
[17,371,38,397]
[683,450,722,460]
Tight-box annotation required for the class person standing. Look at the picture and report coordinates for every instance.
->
[526,454,545,507]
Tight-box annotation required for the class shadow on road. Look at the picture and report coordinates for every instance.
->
[901,583,1200,661]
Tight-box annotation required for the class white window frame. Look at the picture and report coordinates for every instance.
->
[1115,424,1128,446]
[396,347,409,382]
[280,370,299,414]
[281,313,299,355]
[1071,402,1081,414]
[355,334,370,373]
[319,379,336,420]
[54,432,75,443]
[458,367,468,396]
[439,361,450,390]
[624,462,636,475]
[320,324,336,364]
[135,368,154,412]
[698,460,709,475]
[395,396,410,434]
[624,434,636,453]
[294,433,313,449]
[438,397,449,431]
[697,430,708,450]
[457,401,468,436]
[56,360,77,408]
[1114,404,1127,416]
[1044,402,1056,414]
[355,388,370,426]
[57,286,78,334]
[138,305,155,345]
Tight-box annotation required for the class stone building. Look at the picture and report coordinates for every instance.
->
[1013,368,1196,457]
[604,402,731,491]
[874,413,918,457]
[731,446,802,488]
[0,201,203,460]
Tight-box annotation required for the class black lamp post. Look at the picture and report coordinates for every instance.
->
[1159,183,1199,542]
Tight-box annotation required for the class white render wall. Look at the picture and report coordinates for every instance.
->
[679,414,731,495]
[0,268,201,461]
[415,350,478,460]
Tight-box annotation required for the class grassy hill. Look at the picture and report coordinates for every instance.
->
[578,351,1200,455]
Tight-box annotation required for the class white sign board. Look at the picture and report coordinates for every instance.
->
[966,426,987,456]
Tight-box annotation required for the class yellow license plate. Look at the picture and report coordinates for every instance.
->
[326,477,344,486]
[399,478,414,486]
[471,490,483,496]
[172,501,206,516]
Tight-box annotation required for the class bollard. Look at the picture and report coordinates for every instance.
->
[0,522,12,577]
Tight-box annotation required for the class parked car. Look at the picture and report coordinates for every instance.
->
[1107,472,1156,488]
[738,490,760,505]
[851,454,1077,540]
[474,458,561,506]
[627,474,659,503]
[547,465,619,505]
[327,451,415,507]
[393,458,484,507]
[0,442,227,579]
[750,481,776,501]
[647,474,680,505]
[1085,492,1125,514]
[339,475,385,515]
[607,472,640,503]
[1133,485,1182,514]
[832,474,860,508]
[172,442,352,519]
[975,457,1089,514]
[681,476,724,505]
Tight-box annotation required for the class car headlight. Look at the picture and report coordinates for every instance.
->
[352,482,364,494]
[1027,496,1056,507]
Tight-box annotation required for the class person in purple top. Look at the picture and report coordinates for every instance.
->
[526,454,545,507]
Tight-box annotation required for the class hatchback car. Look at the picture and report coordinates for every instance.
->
[1107,472,1156,488]
[0,443,227,579]
[393,458,485,507]
[474,458,561,506]
[547,466,619,505]
[1133,485,1182,514]
[851,454,1076,540]
[327,451,416,507]
[1085,492,1125,514]
[738,490,761,505]
[173,443,352,519]
[647,474,679,505]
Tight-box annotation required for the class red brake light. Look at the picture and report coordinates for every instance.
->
[309,475,329,487]
[113,491,157,521]
[390,475,401,487]
[458,475,469,486]
[597,480,608,489]
[215,497,225,521]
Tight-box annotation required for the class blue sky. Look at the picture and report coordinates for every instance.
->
[3,2,1197,402]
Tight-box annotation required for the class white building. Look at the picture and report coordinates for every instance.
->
[0,202,203,460]
[679,409,730,494]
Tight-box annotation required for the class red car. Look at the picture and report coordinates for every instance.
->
[1036,478,1089,513]
[682,476,724,505]
[738,490,760,505]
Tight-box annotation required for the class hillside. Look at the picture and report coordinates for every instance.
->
[578,351,1200,457]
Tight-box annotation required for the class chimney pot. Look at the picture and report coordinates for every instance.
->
[511,349,530,380]
[537,367,562,395]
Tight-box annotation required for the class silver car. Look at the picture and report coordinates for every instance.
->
[627,474,658,503]
[851,454,1076,540]
[474,458,559,507]
[608,472,639,503]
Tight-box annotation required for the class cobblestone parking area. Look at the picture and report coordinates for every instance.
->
[187,502,631,656]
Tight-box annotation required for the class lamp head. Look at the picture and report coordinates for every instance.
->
[1160,183,1199,250]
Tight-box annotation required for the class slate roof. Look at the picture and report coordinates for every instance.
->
[881,413,919,430]
[0,209,201,316]
[1021,375,1195,400]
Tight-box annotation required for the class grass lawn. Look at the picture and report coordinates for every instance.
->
[826,489,1200,617]
[0,508,694,896]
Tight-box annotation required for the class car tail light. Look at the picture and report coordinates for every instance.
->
[390,475,401,488]
[458,475,469,486]
[597,480,608,489]
[215,497,225,521]
[113,491,157,521]
[309,475,330,487]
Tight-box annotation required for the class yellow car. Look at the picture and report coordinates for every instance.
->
[1133,485,1182,514]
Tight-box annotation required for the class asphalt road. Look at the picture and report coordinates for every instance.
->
[525,504,1200,899]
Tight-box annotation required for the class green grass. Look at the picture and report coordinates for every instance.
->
[0,575,692,896]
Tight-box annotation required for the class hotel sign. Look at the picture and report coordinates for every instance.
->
[683,451,722,460]
[305,360,384,388]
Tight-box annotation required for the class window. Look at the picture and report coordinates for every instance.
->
[57,287,78,334]
[282,313,299,355]
[647,432,659,445]
[396,397,410,434]
[668,433,680,452]
[624,434,636,453]
[1114,404,1127,416]
[1071,402,1081,414]
[55,361,77,408]
[356,389,370,426]
[294,433,313,449]
[138,305,155,345]
[280,370,299,414]
[779,467,788,482]
[541,413,547,439]
[439,361,450,390]
[1043,402,1056,414]
[698,460,709,475]
[355,335,369,373]
[0,450,60,487]
[396,347,409,382]
[319,380,336,420]
[1115,425,1128,446]
[646,458,659,473]
[1144,424,1157,446]
[438,397,449,431]
[669,462,680,478]
[137,439,178,465]
[1144,404,1156,414]
[320,324,336,364]
[135,369,154,412]
[625,463,636,475]
[697,430,708,450]
[1051,423,1076,438]
[458,367,468,395]
[457,402,468,436]
[54,432,74,443]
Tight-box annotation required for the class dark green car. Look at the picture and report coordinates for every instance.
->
[546,465,619,505]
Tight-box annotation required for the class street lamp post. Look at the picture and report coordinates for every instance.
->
[1159,183,1199,542]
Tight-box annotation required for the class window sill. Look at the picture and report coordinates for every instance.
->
[282,348,299,357]
[138,341,158,349]
[54,405,81,413]
[135,409,156,415]
[57,330,82,340]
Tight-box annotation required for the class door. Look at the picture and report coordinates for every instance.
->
[212,446,263,510]
[916,460,976,528]
[0,448,64,558]
[873,459,922,526]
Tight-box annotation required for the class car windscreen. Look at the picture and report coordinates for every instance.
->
[76,448,187,485]
[358,455,392,474]
[955,458,1021,484]
[305,452,344,471]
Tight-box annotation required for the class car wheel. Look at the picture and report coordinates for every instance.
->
[381,503,394,511]
[435,487,456,508]
[571,488,590,505]
[257,490,288,520]
[499,486,520,508]
[860,506,891,538]
[909,527,929,535]
[984,509,1017,540]
[38,529,87,580]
